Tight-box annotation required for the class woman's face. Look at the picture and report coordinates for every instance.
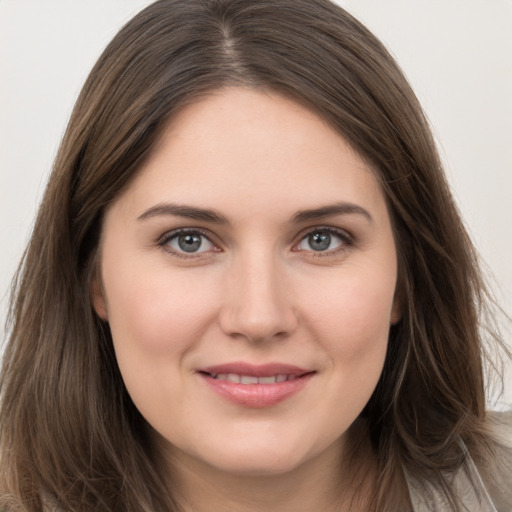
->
[93,87,399,477]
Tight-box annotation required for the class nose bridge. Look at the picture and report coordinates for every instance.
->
[220,245,297,342]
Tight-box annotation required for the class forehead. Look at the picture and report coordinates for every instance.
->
[111,87,388,223]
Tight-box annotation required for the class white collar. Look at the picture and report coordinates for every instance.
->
[404,441,497,512]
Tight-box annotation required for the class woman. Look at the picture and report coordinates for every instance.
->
[0,1,510,511]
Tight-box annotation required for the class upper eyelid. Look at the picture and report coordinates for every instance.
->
[156,225,354,252]
[292,227,355,259]
[296,225,353,242]
[157,228,221,259]
[158,227,218,245]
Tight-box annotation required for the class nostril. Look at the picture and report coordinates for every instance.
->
[217,283,299,343]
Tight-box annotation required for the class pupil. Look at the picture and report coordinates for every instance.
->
[309,232,330,251]
[178,234,202,252]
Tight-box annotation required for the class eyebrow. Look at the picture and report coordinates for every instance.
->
[289,202,373,224]
[137,201,372,225]
[137,203,230,224]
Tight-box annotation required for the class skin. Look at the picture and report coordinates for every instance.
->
[92,87,400,512]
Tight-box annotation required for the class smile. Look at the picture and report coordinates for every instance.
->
[198,362,315,408]
[209,373,298,384]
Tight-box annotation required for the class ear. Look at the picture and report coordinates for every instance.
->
[390,274,403,325]
[91,274,108,321]
[390,296,402,325]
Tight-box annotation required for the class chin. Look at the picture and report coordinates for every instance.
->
[208,451,309,477]
[192,433,338,478]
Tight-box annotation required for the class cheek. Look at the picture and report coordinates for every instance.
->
[304,267,396,357]
[101,261,223,422]
[102,258,221,357]
[288,268,395,451]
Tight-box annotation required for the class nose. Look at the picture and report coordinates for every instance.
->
[219,251,298,343]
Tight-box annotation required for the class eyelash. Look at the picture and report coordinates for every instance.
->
[157,226,354,259]
[294,226,354,258]
[157,228,219,259]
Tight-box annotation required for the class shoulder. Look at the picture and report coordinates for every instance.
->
[479,410,512,512]
[406,412,511,512]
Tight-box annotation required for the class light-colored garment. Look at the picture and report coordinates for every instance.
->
[405,443,498,512]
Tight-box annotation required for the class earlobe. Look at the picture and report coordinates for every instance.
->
[391,267,405,325]
[90,275,108,321]
[390,299,401,325]
[390,282,403,325]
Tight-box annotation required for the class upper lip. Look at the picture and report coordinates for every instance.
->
[199,362,313,378]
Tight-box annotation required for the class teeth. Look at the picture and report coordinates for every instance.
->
[258,376,277,384]
[240,375,259,384]
[212,373,298,384]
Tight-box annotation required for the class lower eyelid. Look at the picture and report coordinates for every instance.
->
[156,227,354,257]
[171,234,213,252]
[158,229,219,254]
[294,228,353,251]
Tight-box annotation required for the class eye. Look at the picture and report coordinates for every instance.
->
[296,228,350,253]
[160,229,217,255]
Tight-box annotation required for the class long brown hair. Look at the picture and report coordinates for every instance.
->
[1,1,510,510]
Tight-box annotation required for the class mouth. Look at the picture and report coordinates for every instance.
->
[197,362,315,407]
[204,373,301,384]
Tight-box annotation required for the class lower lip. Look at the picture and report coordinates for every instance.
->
[200,373,314,408]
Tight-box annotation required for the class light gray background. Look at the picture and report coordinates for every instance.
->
[1,1,511,406]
